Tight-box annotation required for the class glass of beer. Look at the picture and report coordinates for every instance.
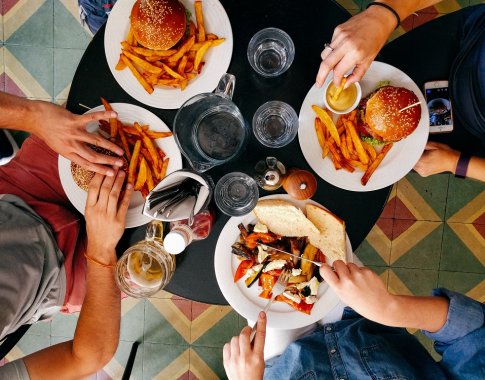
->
[115,221,175,298]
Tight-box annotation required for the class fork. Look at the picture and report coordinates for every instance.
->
[249,269,290,343]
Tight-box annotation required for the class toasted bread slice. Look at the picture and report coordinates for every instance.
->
[305,204,347,263]
[252,199,319,238]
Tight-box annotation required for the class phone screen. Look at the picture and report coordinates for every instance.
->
[425,86,452,127]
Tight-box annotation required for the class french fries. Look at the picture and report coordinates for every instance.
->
[312,106,393,186]
[116,0,224,93]
[100,98,172,196]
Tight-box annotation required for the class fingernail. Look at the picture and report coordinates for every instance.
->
[126,183,133,189]
[106,170,114,177]
[118,170,125,177]
[115,160,124,167]
[109,112,117,118]
[259,311,266,319]
[117,150,124,156]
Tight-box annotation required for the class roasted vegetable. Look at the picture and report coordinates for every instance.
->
[231,242,255,260]
[234,260,253,282]
[237,223,249,240]
[245,232,280,249]
[245,262,267,288]
[300,243,318,281]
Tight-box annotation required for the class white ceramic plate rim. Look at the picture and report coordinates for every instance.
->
[58,103,183,228]
[298,61,429,192]
[214,194,353,329]
[104,0,233,109]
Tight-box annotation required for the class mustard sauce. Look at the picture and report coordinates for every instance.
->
[326,82,358,112]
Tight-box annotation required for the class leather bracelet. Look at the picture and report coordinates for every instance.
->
[455,153,470,179]
[84,252,116,269]
[366,2,401,30]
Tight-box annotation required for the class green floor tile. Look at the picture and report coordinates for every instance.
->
[390,268,439,296]
[446,176,485,220]
[120,299,146,342]
[392,222,443,270]
[143,343,188,380]
[53,48,85,98]
[405,172,449,221]
[6,45,54,98]
[54,0,91,49]
[438,271,485,295]
[17,334,51,356]
[144,299,190,345]
[441,224,485,274]
[356,239,389,266]
[113,340,143,380]
[25,320,51,336]
[192,310,240,348]
[5,0,53,47]
[191,346,226,380]
[51,312,79,338]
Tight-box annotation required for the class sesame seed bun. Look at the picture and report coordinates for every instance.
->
[70,145,128,191]
[358,86,421,143]
[130,0,186,50]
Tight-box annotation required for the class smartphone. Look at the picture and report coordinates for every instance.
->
[424,80,453,133]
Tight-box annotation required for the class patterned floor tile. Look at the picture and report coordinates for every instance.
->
[441,223,485,273]
[4,0,53,47]
[143,343,189,380]
[50,311,79,338]
[438,271,485,301]
[120,298,146,342]
[355,218,392,266]
[103,340,143,380]
[4,45,53,98]
[190,347,224,380]
[391,221,443,270]
[190,303,234,345]
[446,176,485,221]
[25,320,51,336]
[54,47,84,99]
[54,0,91,49]
[388,268,439,296]
[144,298,191,345]
[191,309,241,348]
[0,46,5,91]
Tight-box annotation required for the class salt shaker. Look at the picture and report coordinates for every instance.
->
[254,157,286,191]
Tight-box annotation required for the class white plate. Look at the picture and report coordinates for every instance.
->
[214,194,353,329]
[298,61,429,192]
[105,0,233,109]
[58,103,183,228]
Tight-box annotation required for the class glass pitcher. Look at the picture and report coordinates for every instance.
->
[115,221,175,298]
[173,73,249,172]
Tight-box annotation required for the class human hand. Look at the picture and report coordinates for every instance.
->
[28,100,125,176]
[414,141,460,177]
[85,170,133,264]
[223,312,266,380]
[320,261,396,324]
[316,6,396,88]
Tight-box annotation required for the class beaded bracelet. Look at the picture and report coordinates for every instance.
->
[366,2,401,30]
[84,252,116,269]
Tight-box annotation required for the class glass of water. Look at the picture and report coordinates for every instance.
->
[252,101,299,148]
[214,172,259,217]
[247,27,295,77]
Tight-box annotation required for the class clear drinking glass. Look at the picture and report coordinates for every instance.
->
[115,221,175,298]
[247,27,295,77]
[214,172,259,216]
[252,101,299,147]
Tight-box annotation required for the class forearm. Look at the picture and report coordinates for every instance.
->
[0,92,40,133]
[381,295,449,332]
[376,1,443,21]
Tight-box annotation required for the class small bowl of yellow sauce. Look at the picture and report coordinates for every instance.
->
[323,75,362,114]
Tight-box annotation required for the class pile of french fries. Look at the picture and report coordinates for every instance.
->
[99,98,172,197]
[115,0,224,94]
[312,104,393,186]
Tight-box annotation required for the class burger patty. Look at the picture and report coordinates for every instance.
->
[71,145,128,191]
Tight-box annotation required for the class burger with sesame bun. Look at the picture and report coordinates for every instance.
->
[357,86,421,145]
[130,0,187,51]
[71,145,128,191]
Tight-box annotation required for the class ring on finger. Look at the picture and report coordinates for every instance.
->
[324,42,334,51]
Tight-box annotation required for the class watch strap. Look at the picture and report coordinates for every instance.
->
[455,154,470,178]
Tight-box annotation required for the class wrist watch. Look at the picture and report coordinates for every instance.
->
[455,154,471,178]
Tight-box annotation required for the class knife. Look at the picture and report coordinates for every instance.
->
[258,244,324,267]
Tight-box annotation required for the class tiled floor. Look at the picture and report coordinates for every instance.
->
[1,0,484,379]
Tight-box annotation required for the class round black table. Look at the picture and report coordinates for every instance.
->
[67,0,390,305]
